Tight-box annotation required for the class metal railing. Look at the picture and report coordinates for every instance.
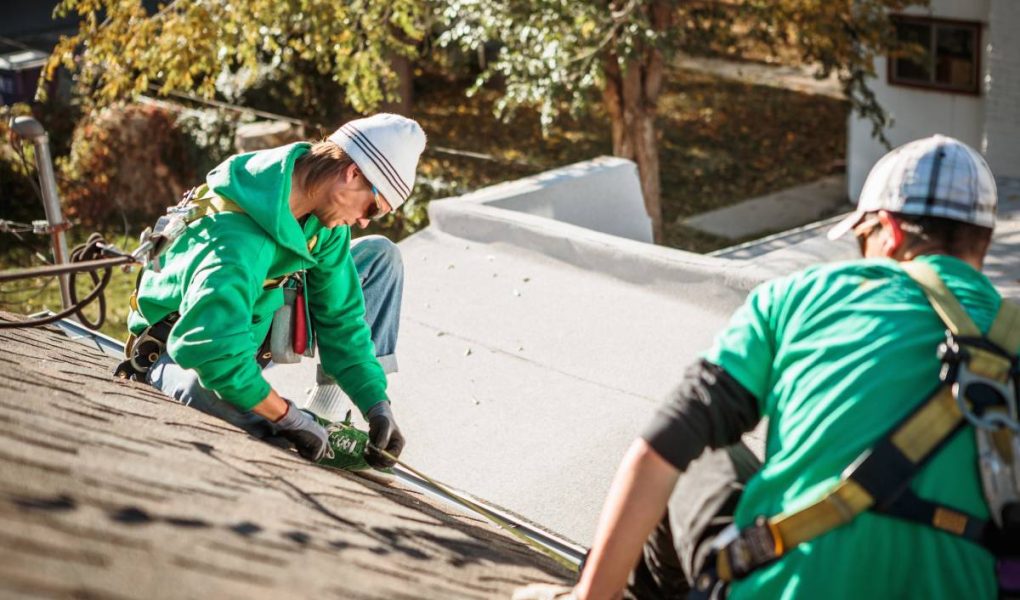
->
[9,115,73,311]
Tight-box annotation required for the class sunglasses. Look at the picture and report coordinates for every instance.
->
[364,184,390,222]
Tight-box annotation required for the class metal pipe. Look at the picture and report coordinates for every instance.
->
[10,116,73,311]
[0,255,134,283]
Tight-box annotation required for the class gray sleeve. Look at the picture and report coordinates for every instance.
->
[641,359,761,471]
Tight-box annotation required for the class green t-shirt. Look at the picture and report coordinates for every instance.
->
[705,255,1005,600]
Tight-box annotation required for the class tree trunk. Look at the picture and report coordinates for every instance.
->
[601,1,670,244]
[382,54,414,116]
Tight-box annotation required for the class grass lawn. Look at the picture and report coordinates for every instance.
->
[0,66,847,340]
[0,232,140,340]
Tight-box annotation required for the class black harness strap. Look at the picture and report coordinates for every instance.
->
[879,489,990,547]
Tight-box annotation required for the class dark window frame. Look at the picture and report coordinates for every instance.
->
[887,14,982,96]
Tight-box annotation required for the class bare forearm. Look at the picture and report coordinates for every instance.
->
[575,439,681,600]
[252,389,288,421]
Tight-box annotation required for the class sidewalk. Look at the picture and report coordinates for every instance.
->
[683,174,849,240]
[677,53,843,99]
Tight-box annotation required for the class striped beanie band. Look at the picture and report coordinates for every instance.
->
[328,113,426,210]
[829,134,997,240]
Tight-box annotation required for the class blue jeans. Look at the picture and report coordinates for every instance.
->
[352,235,402,372]
[147,235,404,437]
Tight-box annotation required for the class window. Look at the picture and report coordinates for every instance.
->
[889,16,981,95]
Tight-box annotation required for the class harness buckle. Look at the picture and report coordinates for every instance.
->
[134,211,191,273]
[719,517,780,580]
[942,334,1020,433]
[941,333,1020,528]
[130,187,210,274]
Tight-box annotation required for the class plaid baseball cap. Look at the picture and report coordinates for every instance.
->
[828,134,997,240]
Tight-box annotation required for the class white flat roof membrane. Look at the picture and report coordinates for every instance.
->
[265,158,1020,546]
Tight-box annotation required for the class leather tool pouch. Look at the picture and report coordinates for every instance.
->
[269,279,315,364]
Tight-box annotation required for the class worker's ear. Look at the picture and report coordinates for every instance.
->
[877,210,905,258]
[343,162,361,184]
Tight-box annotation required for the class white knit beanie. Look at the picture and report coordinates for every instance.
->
[327,113,426,210]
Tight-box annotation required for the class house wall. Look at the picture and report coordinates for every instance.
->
[983,0,1020,181]
[847,0,990,201]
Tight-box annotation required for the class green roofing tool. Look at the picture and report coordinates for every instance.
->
[314,411,372,472]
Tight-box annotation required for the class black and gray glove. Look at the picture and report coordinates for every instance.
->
[274,399,329,462]
[365,401,405,469]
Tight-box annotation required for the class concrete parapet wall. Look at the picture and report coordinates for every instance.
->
[444,156,654,244]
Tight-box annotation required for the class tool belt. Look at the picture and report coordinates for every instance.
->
[113,312,180,380]
[115,185,316,380]
[692,262,1020,600]
[114,312,275,381]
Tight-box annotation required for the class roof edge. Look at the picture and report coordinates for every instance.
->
[427,199,773,311]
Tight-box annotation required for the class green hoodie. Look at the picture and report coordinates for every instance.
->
[127,142,387,414]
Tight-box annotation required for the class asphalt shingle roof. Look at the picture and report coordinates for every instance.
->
[0,315,571,599]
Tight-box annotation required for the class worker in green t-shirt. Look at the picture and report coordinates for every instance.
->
[516,135,1009,600]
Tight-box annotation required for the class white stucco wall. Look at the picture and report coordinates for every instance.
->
[983,0,1020,180]
[847,0,990,200]
[438,156,654,243]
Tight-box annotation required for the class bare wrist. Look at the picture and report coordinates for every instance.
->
[252,389,289,422]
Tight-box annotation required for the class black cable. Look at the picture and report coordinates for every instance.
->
[0,234,135,330]
[0,253,133,281]
[0,268,110,329]
[67,232,110,329]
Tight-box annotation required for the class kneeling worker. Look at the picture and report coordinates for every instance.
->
[123,113,426,469]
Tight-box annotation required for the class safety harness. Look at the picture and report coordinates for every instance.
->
[693,261,1020,599]
[115,186,314,380]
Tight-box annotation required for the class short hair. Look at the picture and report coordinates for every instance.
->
[293,141,354,201]
[891,212,993,259]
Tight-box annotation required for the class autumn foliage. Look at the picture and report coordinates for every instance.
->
[58,104,196,230]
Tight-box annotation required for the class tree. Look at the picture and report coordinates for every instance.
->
[44,0,427,118]
[46,0,925,244]
[437,0,926,242]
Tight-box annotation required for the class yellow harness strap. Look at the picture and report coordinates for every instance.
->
[129,185,319,310]
[989,299,1020,356]
[904,261,1019,380]
[716,260,1020,583]
[725,385,967,584]
[190,184,244,217]
[187,185,317,288]
[900,261,981,336]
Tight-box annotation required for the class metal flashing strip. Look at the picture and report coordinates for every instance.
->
[392,467,587,567]
[44,313,126,357]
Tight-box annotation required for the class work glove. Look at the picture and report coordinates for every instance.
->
[274,399,330,462]
[365,401,405,469]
